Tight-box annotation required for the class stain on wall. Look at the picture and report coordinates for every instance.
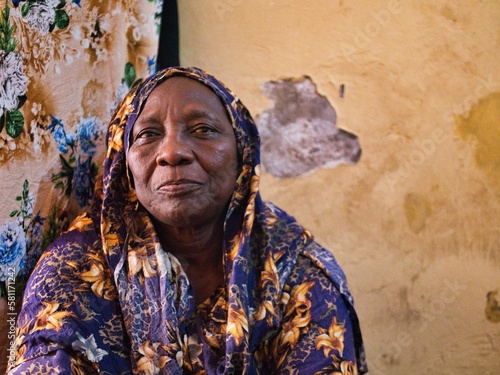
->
[255,76,361,178]
[404,192,433,234]
[456,92,500,191]
[485,290,500,323]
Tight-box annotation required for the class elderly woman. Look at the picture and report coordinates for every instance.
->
[9,67,367,374]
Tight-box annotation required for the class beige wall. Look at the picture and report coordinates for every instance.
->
[178,1,500,373]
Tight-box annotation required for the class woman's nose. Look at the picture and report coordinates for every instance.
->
[156,130,195,166]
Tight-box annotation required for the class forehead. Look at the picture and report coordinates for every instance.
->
[142,76,226,112]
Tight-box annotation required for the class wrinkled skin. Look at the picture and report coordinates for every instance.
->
[127,77,239,232]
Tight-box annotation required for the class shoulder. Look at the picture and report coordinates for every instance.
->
[12,214,128,373]
[38,213,100,269]
[300,241,355,304]
[257,202,368,373]
[22,212,114,308]
[262,201,308,244]
[261,201,316,265]
[261,202,352,299]
[283,239,354,313]
[260,239,368,374]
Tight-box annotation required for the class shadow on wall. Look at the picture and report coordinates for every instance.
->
[255,76,361,178]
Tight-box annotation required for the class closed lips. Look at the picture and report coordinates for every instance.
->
[157,180,203,192]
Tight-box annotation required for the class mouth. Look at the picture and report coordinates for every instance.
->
[157,179,203,195]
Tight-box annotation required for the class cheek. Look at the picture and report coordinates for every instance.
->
[212,149,239,192]
[127,151,152,188]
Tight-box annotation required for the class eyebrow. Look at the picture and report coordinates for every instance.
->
[184,108,221,122]
[136,103,228,128]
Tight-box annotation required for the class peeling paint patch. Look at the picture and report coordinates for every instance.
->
[404,192,432,233]
[455,92,500,190]
[485,290,500,323]
[255,76,361,178]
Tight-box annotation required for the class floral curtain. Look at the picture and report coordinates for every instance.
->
[0,0,162,369]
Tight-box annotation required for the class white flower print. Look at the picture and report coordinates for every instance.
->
[72,332,108,362]
[24,0,59,34]
[0,50,28,118]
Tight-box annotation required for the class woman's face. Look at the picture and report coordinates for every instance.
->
[127,76,238,229]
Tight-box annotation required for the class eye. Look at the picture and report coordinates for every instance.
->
[137,129,160,138]
[132,127,162,143]
[191,124,218,135]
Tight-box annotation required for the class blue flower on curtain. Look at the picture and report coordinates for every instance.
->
[20,212,44,278]
[48,115,69,153]
[49,115,103,207]
[0,180,45,297]
[68,115,99,155]
[147,55,156,75]
[0,221,26,283]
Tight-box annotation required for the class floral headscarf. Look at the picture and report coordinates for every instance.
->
[11,67,367,374]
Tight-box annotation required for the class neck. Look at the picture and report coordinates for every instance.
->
[154,217,225,303]
[156,219,224,260]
